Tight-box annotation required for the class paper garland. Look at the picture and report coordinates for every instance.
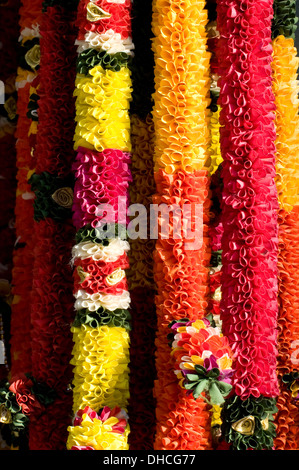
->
[151,0,213,450]
[67,0,133,450]
[271,0,299,450]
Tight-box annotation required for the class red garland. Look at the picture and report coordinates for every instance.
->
[217,0,279,399]
[27,5,78,450]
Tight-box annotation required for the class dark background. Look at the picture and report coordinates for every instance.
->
[296,0,299,51]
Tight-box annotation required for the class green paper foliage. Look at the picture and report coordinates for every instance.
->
[75,223,127,245]
[272,0,298,39]
[221,395,278,450]
[73,307,131,330]
[77,49,132,75]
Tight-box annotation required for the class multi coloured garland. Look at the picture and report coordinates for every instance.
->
[0,0,19,385]
[24,0,78,450]
[67,0,134,450]
[9,0,42,386]
[217,0,279,450]
[271,0,299,450]
[2,0,299,452]
[152,0,213,450]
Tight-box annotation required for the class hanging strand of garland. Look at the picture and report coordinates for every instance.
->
[0,0,19,384]
[24,0,78,449]
[66,0,133,450]
[126,0,157,450]
[271,0,299,450]
[217,0,280,450]
[206,0,227,449]
[8,0,43,389]
[151,0,220,450]
[2,0,43,449]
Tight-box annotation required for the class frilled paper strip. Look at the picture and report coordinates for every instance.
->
[18,0,43,30]
[73,66,132,153]
[77,49,131,74]
[33,5,77,176]
[73,254,129,295]
[221,395,278,450]
[216,0,279,399]
[30,219,75,389]
[272,0,298,39]
[27,4,79,450]
[10,12,40,379]
[153,168,212,450]
[128,114,156,290]
[73,306,131,330]
[75,0,132,41]
[272,35,299,213]
[169,318,233,405]
[67,406,129,450]
[72,147,132,230]
[70,324,130,414]
[275,206,299,448]
[151,0,211,174]
[274,388,299,450]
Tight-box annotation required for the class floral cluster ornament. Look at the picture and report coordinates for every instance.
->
[169,318,234,406]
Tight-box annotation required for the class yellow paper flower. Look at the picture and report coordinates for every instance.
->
[151,0,211,174]
[272,35,299,213]
[73,65,132,153]
[67,413,130,450]
[70,325,130,413]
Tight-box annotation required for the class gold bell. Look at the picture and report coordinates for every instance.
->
[231,415,255,436]
[0,404,12,424]
[51,187,73,209]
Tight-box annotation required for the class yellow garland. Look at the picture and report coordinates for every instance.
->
[151,0,211,174]
[67,413,130,450]
[73,65,132,152]
[70,324,130,414]
[272,35,299,213]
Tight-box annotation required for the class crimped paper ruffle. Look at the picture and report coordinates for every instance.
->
[76,30,134,55]
[67,406,130,450]
[75,0,132,41]
[73,66,132,152]
[34,5,77,176]
[153,168,212,450]
[217,0,279,399]
[275,206,299,448]
[151,0,211,174]
[272,35,299,212]
[72,147,132,230]
[70,324,130,413]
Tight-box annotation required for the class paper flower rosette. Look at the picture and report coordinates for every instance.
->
[169,318,234,406]
[67,405,129,450]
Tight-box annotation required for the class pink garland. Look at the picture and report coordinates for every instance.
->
[217,0,279,399]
